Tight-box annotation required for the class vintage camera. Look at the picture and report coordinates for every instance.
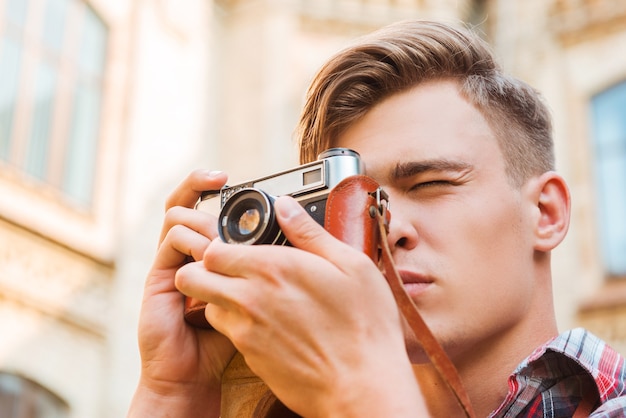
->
[185,148,389,330]
[196,148,364,245]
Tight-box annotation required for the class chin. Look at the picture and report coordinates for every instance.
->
[402,317,454,365]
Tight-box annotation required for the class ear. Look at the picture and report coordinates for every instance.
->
[528,171,571,252]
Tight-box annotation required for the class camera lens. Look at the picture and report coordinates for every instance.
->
[218,188,284,245]
[236,207,261,235]
[227,198,263,240]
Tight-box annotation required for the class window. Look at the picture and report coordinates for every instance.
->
[0,372,68,418]
[590,80,626,277]
[0,0,107,209]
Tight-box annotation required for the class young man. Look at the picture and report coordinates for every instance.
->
[127,21,626,417]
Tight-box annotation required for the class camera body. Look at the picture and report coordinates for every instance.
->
[196,148,363,246]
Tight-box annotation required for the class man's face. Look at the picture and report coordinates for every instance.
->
[335,80,540,363]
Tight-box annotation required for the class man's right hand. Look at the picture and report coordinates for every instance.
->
[127,169,236,418]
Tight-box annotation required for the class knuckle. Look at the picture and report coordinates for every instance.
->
[168,223,188,239]
[164,205,187,224]
[202,240,223,264]
[229,317,256,353]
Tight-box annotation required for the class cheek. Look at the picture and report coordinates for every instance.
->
[467,226,529,294]
[422,199,536,334]
[425,195,531,290]
[442,191,525,249]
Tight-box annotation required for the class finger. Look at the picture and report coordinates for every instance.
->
[164,169,228,211]
[274,196,368,268]
[154,224,212,271]
[175,256,298,353]
[201,239,287,286]
[174,261,249,329]
[200,197,358,279]
[159,205,219,245]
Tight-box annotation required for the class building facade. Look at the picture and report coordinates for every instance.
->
[0,0,624,416]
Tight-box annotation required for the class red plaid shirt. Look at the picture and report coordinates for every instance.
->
[490,328,626,417]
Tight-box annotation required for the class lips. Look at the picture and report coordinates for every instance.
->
[397,269,433,297]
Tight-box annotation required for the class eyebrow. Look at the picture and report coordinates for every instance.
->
[391,159,473,180]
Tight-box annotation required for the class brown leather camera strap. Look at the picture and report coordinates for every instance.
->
[375,210,476,418]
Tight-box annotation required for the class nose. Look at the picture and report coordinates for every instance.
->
[385,201,419,251]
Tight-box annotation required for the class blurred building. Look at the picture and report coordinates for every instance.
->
[0,0,624,416]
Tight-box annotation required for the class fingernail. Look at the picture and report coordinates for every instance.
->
[276,196,302,220]
[207,170,223,178]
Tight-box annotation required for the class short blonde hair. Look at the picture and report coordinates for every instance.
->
[296,20,554,187]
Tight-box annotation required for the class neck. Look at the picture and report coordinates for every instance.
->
[411,312,559,417]
[413,322,556,418]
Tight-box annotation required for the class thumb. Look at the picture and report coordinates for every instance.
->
[275,196,346,260]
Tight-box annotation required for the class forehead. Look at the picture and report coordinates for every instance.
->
[333,81,504,180]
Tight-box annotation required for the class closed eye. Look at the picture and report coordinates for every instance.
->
[411,180,453,190]
[391,160,472,193]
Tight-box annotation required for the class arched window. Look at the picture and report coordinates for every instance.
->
[0,0,108,209]
[0,372,68,418]
[590,80,626,278]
